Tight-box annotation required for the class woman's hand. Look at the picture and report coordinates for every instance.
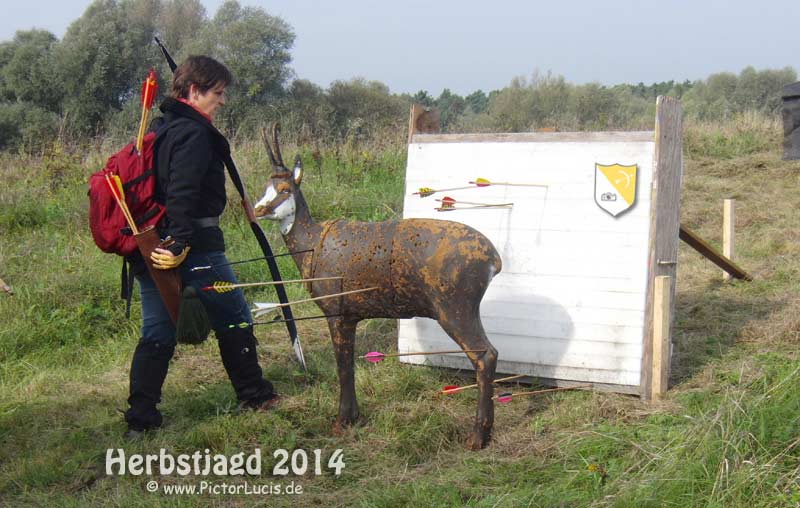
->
[151,246,191,270]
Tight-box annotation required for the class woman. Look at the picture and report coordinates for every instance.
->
[124,56,278,436]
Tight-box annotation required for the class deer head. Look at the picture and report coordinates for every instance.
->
[254,123,304,235]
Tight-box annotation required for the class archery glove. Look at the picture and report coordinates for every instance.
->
[151,242,190,270]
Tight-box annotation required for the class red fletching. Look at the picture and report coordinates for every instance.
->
[441,385,460,394]
[496,392,513,404]
[140,69,159,109]
[440,196,456,207]
[363,351,385,363]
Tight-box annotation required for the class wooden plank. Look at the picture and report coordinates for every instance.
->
[678,225,753,281]
[411,131,654,144]
[723,199,735,281]
[651,276,671,399]
[641,96,683,400]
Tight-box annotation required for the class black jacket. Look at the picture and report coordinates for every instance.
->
[154,98,232,254]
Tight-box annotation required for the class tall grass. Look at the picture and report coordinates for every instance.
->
[684,111,781,159]
[1,114,799,507]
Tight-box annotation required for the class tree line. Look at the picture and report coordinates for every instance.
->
[0,0,796,151]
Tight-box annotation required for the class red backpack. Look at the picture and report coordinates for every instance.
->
[88,130,167,256]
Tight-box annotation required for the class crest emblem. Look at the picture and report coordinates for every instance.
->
[594,163,638,217]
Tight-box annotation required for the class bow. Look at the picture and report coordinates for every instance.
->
[155,39,306,370]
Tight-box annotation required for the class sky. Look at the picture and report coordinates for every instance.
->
[2,0,799,96]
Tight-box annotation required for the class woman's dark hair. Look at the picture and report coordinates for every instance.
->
[170,56,233,99]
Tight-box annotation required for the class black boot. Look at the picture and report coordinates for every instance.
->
[124,340,175,433]
[217,326,277,408]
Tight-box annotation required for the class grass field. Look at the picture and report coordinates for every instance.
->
[1,115,799,507]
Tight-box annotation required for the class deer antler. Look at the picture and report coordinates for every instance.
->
[271,122,285,168]
[261,126,279,168]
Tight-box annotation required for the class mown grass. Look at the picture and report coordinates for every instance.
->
[1,115,799,507]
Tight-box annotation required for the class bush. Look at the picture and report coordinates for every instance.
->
[0,102,60,151]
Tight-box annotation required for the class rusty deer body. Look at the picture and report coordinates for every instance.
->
[254,127,502,449]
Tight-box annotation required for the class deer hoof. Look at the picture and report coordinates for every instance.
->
[466,431,490,450]
[332,421,347,436]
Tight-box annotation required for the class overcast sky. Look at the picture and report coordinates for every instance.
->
[3,0,798,95]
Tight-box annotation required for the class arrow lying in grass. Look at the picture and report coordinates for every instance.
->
[435,196,513,212]
[202,276,343,293]
[441,374,526,394]
[249,287,379,318]
[494,384,591,403]
[360,349,487,363]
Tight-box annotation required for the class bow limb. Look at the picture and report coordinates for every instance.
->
[223,155,306,371]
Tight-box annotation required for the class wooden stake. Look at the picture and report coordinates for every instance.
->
[651,275,671,399]
[723,199,735,281]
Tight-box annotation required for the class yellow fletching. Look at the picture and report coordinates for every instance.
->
[212,281,236,293]
[112,175,125,200]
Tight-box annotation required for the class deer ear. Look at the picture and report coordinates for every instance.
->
[293,155,304,185]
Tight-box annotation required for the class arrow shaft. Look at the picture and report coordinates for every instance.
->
[436,204,513,211]
[206,276,343,291]
[190,249,313,272]
[443,374,526,394]
[494,384,590,400]
[252,313,347,326]
[437,199,513,206]
[265,287,379,310]
[469,180,548,188]
[105,174,138,234]
[362,349,486,360]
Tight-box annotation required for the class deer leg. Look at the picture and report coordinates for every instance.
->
[437,313,498,450]
[328,318,359,430]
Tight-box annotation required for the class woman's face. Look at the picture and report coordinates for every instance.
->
[188,83,226,120]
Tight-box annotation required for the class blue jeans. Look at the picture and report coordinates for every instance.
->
[137,250,252,345]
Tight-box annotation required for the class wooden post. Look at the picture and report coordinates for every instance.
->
[641,96,682,400]
[723,199,735,281]
[651,275,672,399]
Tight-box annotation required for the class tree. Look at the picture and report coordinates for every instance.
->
[327,78,408,139]
[435,88,465,131]
[188,0,295,130]
[465,90,489,114]
[55,0,159,133]
[156,0,207,60]
[411,90,434,107]
[0,30,62,112]
[284,78,333,141]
